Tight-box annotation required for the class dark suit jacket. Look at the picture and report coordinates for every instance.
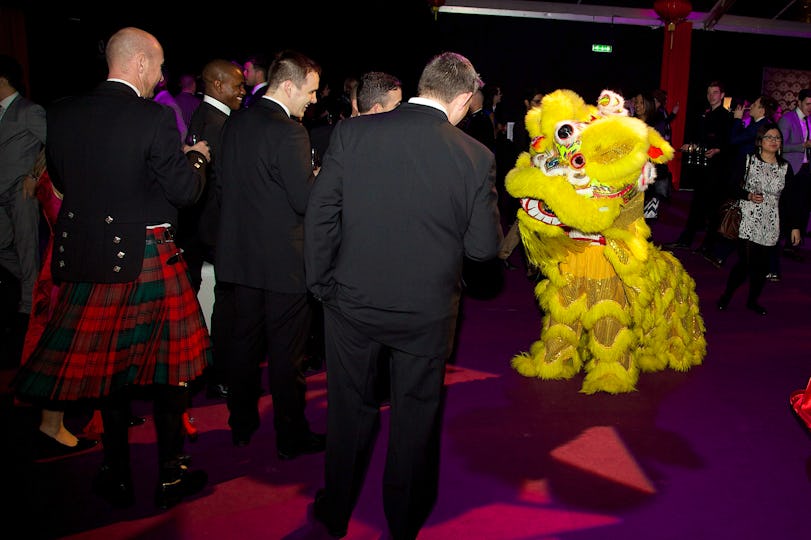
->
[241,83,268,109]
[0,93,46,196]
[461,108,496,151]
[46,81,205,283]
[305,102,502,357]
[182,100,229,249]
[216,98,315,293]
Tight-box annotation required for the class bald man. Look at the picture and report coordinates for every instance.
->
[13,27,213,510]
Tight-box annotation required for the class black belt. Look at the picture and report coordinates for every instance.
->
[145,237,174,245]
[145,227,175,245]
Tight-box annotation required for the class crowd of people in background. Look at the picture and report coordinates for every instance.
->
[3,24,811,540]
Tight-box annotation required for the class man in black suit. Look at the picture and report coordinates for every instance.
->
[240,54,269,109]
[12,27,212,509]
[461,88,495,151]
[181,59,245,400]
[305,52,502,540]
[216,50,325,458]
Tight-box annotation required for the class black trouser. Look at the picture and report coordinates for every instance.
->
[322,305,445,540]
[227,285,312,444]
[209,278,235,388]
[679,163,725,247]
[722,239,771,305]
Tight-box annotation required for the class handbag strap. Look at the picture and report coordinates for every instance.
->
[742,154,752,187]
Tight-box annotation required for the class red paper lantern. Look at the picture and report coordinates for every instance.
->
[428,0,445,21]
[654,0,692,29]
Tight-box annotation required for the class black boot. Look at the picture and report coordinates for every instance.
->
[153,386,207,509]
[154,461,208,509]
[97,393,134,507]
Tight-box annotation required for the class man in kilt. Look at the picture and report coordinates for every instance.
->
[12,27,213,510]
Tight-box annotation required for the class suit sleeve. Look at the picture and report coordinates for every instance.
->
[27,101,47,146]
[304,122,344,300]
[781,165,805,231]
[280,122,315,215]
[150,105,205,207]
[778,116,803,155]
[463,153,502,261]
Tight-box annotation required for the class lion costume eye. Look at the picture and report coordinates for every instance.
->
[556,123,578,145]
[569,152,586,169]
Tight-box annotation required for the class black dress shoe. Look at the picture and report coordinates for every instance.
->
[746,302,767,316]
[155,467,208,510]
[34,431,99,461]
[278,431,326,460]
[128,415,147,427]
[93,465,135,508]
[206,383,229,400]
[717,294,730,311]
[313,489,347,538]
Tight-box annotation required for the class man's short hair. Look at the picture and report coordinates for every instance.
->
[245,54,269,76]
[0,54,24,93]
[356,71,402,114]
[417,52,482,103]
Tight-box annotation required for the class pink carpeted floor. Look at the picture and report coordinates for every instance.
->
[3,188,811,540]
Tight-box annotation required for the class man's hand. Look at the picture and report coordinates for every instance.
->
[183,140,211,163]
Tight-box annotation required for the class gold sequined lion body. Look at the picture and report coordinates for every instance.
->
[506,89,705,394]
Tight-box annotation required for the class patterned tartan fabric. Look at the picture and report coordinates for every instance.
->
[13,227,212,401]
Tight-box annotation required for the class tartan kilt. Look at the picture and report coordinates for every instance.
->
[13,227,212,401]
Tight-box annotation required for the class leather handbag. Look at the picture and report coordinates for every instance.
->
[718,199,742,240]
[717,155,751,240]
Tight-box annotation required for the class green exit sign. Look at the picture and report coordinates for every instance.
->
[592,44,613,53]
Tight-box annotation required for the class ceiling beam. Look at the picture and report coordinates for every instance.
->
[704,0,737,30]
[439,0,811,38]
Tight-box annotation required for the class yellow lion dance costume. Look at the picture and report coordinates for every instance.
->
[507,89,706,394]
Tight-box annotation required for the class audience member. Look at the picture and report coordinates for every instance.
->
[664,80,733,254]
[307,70,404,377]
[717,123,802,316]
[777,88,811,261]
[241,54,269,109]
[17,150,99,458]
[175,72,202,129]
[498,86,543,273]
[180,59,245,400]
[0,54,45,358]
[216,50,325,458]
[12,27,212,509]
[153,69,188,142]
[355,71,402,115]
[339,75,359,118]
[652,88,678,142]
[633,91,672,225]
[461,89,495,151]
[710,95,778,271]
[305,51,502,540]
